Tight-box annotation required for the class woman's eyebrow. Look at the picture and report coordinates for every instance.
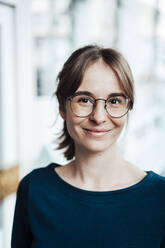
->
[73,91,126,98]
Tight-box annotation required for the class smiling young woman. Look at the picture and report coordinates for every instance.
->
[11,45,165,248]
[54,46,145,190]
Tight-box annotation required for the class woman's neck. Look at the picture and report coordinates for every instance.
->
[68,144,129,187]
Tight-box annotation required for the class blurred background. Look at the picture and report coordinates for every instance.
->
[0,0,165,247]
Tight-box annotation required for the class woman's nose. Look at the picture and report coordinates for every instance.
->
[89,100,108,124]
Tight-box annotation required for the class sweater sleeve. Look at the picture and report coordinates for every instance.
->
[11,174,33,247]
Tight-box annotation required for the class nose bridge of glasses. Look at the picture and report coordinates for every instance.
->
[92,98,107,115]
[94,98,107,108]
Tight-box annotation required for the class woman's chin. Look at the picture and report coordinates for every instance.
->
[77,141,115,154]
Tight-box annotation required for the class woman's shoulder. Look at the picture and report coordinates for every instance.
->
[18,163,55,189]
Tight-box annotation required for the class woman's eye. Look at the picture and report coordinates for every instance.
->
[78,98,90,103]
[109,98,121,104]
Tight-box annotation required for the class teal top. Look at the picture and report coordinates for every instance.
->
[11,163,165,247]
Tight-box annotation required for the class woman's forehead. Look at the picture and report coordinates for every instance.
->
[83,60,116,77]
[80,61,121,90]
[77,78,123,97]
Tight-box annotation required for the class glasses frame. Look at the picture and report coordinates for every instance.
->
[67,93,131,118]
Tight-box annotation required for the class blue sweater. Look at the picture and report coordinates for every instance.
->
[11,163,165,247]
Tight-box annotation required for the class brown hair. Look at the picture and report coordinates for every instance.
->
[52,44,135,161]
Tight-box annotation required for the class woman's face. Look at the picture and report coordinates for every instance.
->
[60,59,128,154]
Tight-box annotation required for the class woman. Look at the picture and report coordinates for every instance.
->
[11,45,165,247]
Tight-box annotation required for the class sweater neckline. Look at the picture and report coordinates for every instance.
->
[49,162,155,197]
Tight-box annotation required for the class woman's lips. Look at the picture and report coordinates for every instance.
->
[83,128,111,137]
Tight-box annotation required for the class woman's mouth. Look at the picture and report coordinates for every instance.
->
[83,128,111,137]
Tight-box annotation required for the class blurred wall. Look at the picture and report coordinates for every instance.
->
[0,0,34,247]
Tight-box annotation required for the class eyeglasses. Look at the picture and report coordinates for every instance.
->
[67,93,131,118]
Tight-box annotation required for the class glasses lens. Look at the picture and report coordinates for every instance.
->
[71,95,94,117]
[106,96,129,118]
